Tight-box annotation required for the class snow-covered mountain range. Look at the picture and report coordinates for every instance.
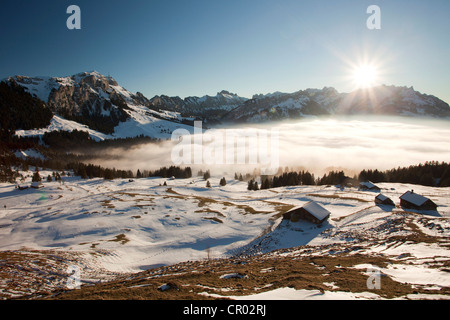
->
[222,86,450,123]
[2,71,449,140]
[149,90,247,123]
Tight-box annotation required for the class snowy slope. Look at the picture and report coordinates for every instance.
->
[0,174,275,273]
[1,174,449,299]
[5,75,66,103]
[15,115,112,141]
[14,106,195,141]
[112,103,195,139]
[1,174,448,270]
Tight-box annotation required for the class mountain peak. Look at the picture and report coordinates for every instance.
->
[71,71,118,86]
[75,70,103,78]
[217,90,234,96]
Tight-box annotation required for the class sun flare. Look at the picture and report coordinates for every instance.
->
[352,64,378,88]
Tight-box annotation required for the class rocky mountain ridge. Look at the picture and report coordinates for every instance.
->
[222,85,450,123]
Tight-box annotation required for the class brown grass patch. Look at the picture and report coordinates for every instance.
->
[264,201,296,220]
[108,234,130,245]
[100,200,115,209]
[166,188,180,195]
[202,217,224,224]
[307,193,371,203]
[35,249,431,300]
[195,209,226,217]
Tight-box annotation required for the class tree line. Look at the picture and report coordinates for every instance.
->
[359,161,450,187]
[72,163,192,180]
[241,161,450,190]
[0,80,53,140]
[246,170,316,191]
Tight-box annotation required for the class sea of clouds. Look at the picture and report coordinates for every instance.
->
[90,116,450,177]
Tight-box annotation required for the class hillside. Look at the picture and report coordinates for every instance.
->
[0,172,448,300]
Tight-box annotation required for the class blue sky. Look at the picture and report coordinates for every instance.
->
[1,0,449,103]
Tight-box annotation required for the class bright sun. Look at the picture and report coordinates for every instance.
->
[352,65,378,88]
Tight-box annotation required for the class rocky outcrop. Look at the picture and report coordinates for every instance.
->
[43,72,129,134]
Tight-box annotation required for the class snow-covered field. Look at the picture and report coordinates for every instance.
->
[0,171,449,299]
[0,173,281,273]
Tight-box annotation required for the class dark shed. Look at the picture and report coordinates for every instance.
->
[375,193,395,206]
[399,191,437,211]
[283,201,331,224]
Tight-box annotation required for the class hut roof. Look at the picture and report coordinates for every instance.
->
[360,181,379,189]
[400,191,431,207]
[375,193,389,201]
[302,201,331,221]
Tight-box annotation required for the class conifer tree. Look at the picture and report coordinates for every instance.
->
[261,178,271,189]
[32,168,42,182]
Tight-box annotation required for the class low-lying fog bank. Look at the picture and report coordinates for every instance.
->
[86,116,450,176]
